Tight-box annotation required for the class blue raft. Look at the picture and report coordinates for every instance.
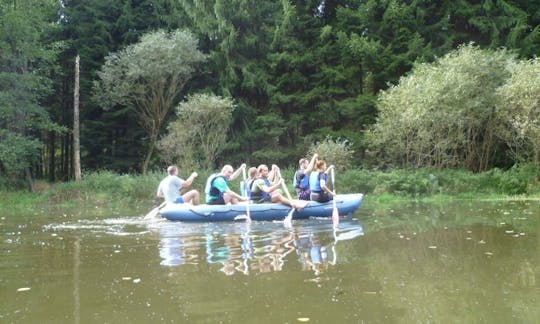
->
[159,193,363,222]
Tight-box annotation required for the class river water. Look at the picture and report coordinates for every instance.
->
[1,199,539,323]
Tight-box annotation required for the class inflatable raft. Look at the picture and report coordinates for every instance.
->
[159,193,363,222]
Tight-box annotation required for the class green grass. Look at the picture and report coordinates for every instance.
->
[3,164,540,216]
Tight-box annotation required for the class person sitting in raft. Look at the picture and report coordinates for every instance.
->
[157,165,200,205]
[294,153,318,200]
[206,164,247,205]
[309,160,336,203]
[250,164,300,209]
[244,167,258,198]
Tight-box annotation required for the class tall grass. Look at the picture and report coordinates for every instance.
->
[3,165,540,216]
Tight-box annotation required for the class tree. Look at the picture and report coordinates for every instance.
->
[59,0,190,174]
[93,29,206,174]
[498,58,540,164]
[0,0,65,188]
[367,44,515,172]
[158,93,233,170]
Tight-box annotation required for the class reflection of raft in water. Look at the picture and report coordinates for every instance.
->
[159,193,363,222]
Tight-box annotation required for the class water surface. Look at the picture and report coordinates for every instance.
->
[1,200,539,323]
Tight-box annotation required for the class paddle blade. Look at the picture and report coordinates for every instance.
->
[284,208,294,224]
[144,207,160,220]
[144,201,166,220]
[332,204,339,226]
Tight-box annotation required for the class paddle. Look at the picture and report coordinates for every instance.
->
[331,168,339,226]
[242,166,251,222]
[144,201,166,219]
[281,180,295,224]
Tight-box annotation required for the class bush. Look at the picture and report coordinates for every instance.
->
[307,136,355,171]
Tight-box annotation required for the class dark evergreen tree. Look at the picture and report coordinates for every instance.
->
[58,0,187,174]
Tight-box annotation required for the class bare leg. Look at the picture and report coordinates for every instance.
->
[182,190,200,205]
[271,192,298,209]
[223,192,238,205]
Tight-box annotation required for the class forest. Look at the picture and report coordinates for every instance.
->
[2,0,540,190]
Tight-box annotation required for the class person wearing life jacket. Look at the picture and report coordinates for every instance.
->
[205,164,246,205]
[157,165,200,204]
[244,167,257,198]
[309,160,335,203]
[294,153,318,200]
[250,164,299,209]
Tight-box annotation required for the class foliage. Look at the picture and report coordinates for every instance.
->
[93,29,206,173]
[0,0,65,180]
[4,0,540,181]
[497,58,540,164]
[5,166,540,216]
[367,44,516,171]
[158,93,234,170]
[307,136,355,171]
[333,164,540,198]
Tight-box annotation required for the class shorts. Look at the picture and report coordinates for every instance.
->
[310,192,332,203]
[254,196,271,204]
[208,196,225,205]
[173,197,184,204]
[297,189,310,201]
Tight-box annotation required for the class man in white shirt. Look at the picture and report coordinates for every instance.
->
[157,165,200,205]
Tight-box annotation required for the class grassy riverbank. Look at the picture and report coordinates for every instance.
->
[2,165,540,217]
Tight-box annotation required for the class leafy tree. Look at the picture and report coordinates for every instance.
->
[178,0,283,164]
[0,0,65,187]
[59,0,189,174]
[93,29,206,174]
[367,44,514,172]
[307,136,355,171]
[498,58,540,164]
[158,93,233,170]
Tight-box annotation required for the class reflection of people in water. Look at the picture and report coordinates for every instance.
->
[156,221,363,275]
[159,231,200,267]
[296,233,331,275]
[252,230,295,273]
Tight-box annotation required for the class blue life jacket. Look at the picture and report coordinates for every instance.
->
[294,169,310,190]
[250,178,270,201]
[244,179,255,198]
[309,171,326,192]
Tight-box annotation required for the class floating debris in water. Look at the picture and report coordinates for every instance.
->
[17,287,31,292]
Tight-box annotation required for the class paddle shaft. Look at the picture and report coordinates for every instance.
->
[242,166,251,221]
[144,200,166,219]
[331,168,339,224]
[281,180,293,201]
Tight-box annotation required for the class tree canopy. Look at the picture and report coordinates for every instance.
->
[93,29,206,174]
[367,44,540,172]
[0,0,65,186]
[3,0,540,186]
